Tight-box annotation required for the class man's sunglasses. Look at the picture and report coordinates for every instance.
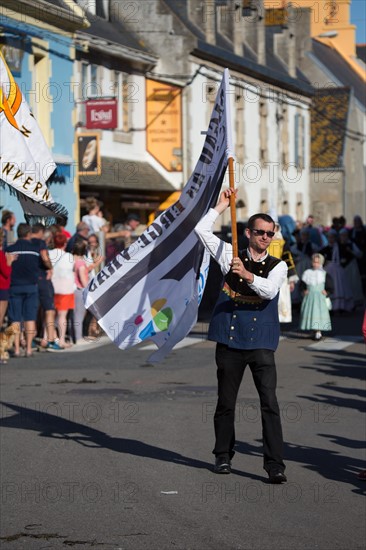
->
[250,228,275,238]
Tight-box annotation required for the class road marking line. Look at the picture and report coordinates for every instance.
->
[141,335,287,351]
[140,337,203,351]
[62,336,111,353]
[304,336,362,351]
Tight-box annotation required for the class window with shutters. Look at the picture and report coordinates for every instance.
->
[205,81,217,128]
[294,112,305,170]
[259,101,268,164]
[113,71,132,132]
[235,86,245,165]
[79,62,100,125]
[281,105,289,166]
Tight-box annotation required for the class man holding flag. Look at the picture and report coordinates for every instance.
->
[195,188,288,482]
[82,67,288,481]
[84,69,234,362]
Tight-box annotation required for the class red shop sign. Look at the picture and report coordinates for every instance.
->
[86,98,118,129]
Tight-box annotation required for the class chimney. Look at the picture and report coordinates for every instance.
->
[287,3,296,78]
[272,2,297,78]
[242,0,266,64]
[256,0,266,65]
[202,0,216,45]
[293,7,312,70]
[232,0,244,56]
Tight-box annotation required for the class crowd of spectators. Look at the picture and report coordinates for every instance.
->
[290,214,366,313]
[0,198,141,358]
[1,203,365,358]
[200,212,366,334]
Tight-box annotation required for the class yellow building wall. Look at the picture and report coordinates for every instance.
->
[28,38,53,148]
[264,0,364,80]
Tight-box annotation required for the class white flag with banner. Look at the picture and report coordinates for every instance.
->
[0,51,68,225]
[84,68,233,362]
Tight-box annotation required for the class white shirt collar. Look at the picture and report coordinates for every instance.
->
[246,249,269,263]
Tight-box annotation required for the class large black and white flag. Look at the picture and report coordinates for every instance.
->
[0,51,67,225]
[84,69,233,362]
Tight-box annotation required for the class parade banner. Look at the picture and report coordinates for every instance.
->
[84,69,233,362]
[0,51,67,225]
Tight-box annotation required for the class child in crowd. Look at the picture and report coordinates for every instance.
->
[49,233,75,348]
[299,253,334,340]
[0,227,18,330]
[72,240,89,344]
[0,228,18,328]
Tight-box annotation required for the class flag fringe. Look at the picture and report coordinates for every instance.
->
[0,180,68,226]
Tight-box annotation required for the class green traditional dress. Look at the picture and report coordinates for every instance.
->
[300,268,331,332]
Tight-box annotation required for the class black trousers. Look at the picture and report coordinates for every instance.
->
[213,343,285,473]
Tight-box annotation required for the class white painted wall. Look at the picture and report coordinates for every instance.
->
[75,58,311,218]
[186,62,311,228]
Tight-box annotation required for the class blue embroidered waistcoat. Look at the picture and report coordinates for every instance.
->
[208,251,282,351]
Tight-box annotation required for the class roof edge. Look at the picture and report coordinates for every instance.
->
[77,31,158,67]
[193,41,313,97]
[0,0,89,31]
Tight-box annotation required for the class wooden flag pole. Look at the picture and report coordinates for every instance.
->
[228,156,238,257]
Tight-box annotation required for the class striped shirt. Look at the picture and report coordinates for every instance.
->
[6,239,43,286]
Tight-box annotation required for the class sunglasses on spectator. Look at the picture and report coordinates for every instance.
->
[250,229,275,238]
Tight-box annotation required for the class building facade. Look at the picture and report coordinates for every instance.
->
[0,0,88,232]
[114,0,313,228]
[4,1,361,229]
[73,0,180,226]
[278,0,366,224]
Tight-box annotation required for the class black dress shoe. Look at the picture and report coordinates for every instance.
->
[214,456,231,474]
[268,470,287,484]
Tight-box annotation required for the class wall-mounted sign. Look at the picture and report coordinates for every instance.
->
[86,98,118,129]
[77,133,101,175]
[146,80,182,172]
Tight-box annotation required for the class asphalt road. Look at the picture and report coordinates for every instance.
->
[0,308,365,550]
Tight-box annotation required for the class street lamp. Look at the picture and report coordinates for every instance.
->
[316,31,338,38]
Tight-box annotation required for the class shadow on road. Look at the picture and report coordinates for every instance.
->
[0,402,263,482]
[235,438,366,495]
[1,400,364,490]
[300,349,366,381]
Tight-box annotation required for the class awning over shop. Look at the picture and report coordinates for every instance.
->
[79,157,176,192]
